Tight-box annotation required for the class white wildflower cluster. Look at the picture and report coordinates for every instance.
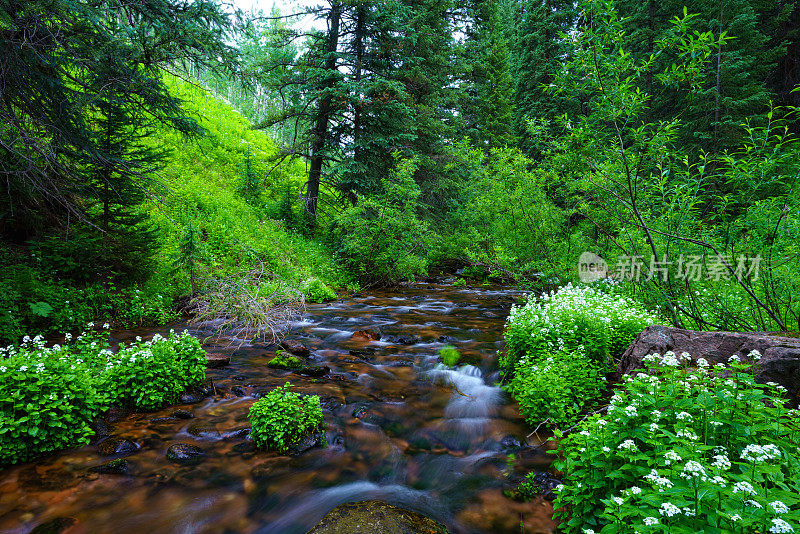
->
[741,443,782,463]
[770,519,794,533]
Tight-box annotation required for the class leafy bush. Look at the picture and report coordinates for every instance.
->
[0,328,207,465]
[301,277,337,303]
[0,337,108,465]
[439,344,461,367]
[249,382,324,452]
[503,284,660,370]
[551,351,800,534]
[331,158,432,285]
[505,350,606,428]
[100,331,206,410]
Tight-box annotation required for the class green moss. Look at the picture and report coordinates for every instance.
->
[439,344,460,367]
[267,350,302,370]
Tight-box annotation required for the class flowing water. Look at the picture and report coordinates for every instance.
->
[0,281,558,534]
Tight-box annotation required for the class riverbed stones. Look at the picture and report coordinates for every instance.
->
[619,325,800,405]
[306,500,447,534]
[295,365,330,378]
[281,339,311,356]
[352,329,380,341]
[166,443,206,466]
[97,437,139,457]
[205,352,230,368]
[89,458,130,475]
[29,517,78,534]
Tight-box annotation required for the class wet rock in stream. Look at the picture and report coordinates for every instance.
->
[166,443,207,466]
[307,500,447,534]
[295,365,330,378]
[97,437,140,457]
[29,517,78,534]
[281,339,311,356]
[89,458,131,476]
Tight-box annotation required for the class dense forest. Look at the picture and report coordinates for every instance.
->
[1,0,799,532]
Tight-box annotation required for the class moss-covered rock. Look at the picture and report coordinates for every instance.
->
[306,500,448,534]
[267,350,303,370]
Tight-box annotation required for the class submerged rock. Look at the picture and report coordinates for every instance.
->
[29,517,78,534]
[171,409,194,419]
[306,500,447,534]
[288,432,325,455]
[97,437,139,457]
[89,458,130,475]
[206,352,230,368]
[295,365,330,378]
[166,443,206,466]
[619,325,800,405]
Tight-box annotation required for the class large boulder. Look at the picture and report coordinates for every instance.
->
[307,500,447,534]
[618,325,800,404]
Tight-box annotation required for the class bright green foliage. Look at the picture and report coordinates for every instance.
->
[301,278,337,303]
[505,351,606,428]
[267,351,302,370]
[332,159,432,285]
[249,382,325,453]
[439,345,461,367]
[503,284,660,370]
[452,278,467,287]
[0,338,107,465]
[99,331,206,411]
[171,223,207,293]
[0,328,206,465]
[551,352,800,533]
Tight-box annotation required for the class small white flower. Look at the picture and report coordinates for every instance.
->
[729,354,740,363]
[103,323,110,329]
[733,481,756,495]
[629,486,641,495]
[0,366,6,372]
[710,476,727,487]
[87,322,94,328]
[618,439,637,452]
[659,502,681,517]
[612,496,624,506]
[731,514,741,522]
[748,349,762,361]
[712,454,731,470]
[583,530,595,534]
[770,501,790,514]
[770,518,794,533]
[697,358,709,368]
[747,500,764,509]
[19,365,28,372]
[665,450,681,465]
[676,411,693,421]
[643,517,658,526]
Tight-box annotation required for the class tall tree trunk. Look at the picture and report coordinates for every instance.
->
[306,1,341,218]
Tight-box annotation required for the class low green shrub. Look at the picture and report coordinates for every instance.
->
[505,350,606,428]
[439,344,461,367]
[0,328,206,465]
[267,350,302,370]
[551,351,800,534]
[503,284,660,370]
[249,382,324,452]
[301,278,337,303]
[0,336,108,465]
[453,278,467,287]
[100,331,206,410]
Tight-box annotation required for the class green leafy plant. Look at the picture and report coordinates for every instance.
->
[301,277,337,303]
[452,278,467,287]
[0,327,207,465]
[551,351,800,533]
[506,350,606,428]
[248,382,324,453]
[439,344,461,367]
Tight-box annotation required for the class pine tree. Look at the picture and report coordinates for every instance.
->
[511,0,578,154]
[461,0,516,149]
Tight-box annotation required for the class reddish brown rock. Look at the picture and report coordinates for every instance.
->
[206,353,230,368]
[619,325,800,405]
[280,339,311,357]
[351,329,380,341]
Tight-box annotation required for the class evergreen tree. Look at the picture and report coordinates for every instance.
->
[0,0,234,276]
[511,0,578,154]
[461,0,516,149]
